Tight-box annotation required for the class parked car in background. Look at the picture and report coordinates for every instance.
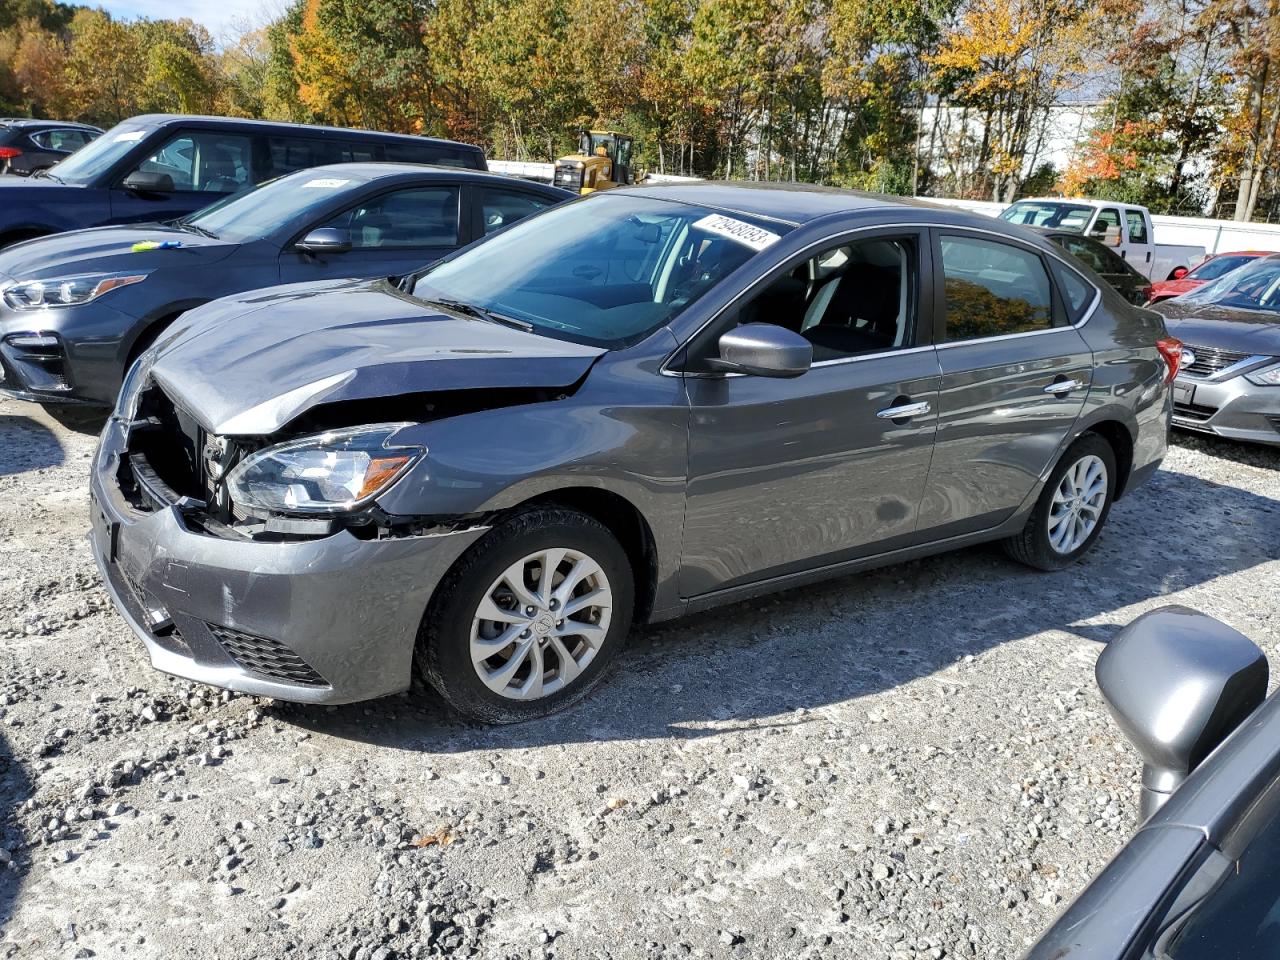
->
[1151,253,1280,446]
[999,197,1205,281]
[1026,606,1279,960]
[1038,227,1153,305]
[1147,250,1271,303]
[89,186,1175,720]
[0,114,486,248]
[0,119,102,176]
[0,163,568,408]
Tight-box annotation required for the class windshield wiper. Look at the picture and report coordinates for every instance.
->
[34,169,62,183]
[420,297,534,332]
[174,221,218,240]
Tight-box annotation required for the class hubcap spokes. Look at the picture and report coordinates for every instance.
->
[1047,454,1108,555]
[470,548,612,700]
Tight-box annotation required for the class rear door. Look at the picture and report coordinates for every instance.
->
[917,229,1093,539]
[278,182,466,283]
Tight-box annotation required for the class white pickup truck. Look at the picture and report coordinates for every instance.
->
[998,198,1206,281]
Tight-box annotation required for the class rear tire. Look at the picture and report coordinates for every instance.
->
[1002,433,1117,571]
[417,507,634,723]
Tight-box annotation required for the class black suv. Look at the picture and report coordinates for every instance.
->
[0,114,486,248]
[0,119,102,176]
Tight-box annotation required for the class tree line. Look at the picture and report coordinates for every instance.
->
[1,0,1277,221]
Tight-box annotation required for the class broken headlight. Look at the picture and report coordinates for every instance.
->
[225,423,423,515]
[114,347,157,422]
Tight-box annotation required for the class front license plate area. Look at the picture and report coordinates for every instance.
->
[1171,380,1194,405]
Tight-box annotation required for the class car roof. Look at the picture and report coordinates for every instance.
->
[0,118,102,131]
[120,114,482,152]
[283,162,570,192]
[608,181,986,227]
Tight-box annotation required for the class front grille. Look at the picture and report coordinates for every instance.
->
[208,624,327,686]
[1181,344,1250,378]
[1173,400,1218,423]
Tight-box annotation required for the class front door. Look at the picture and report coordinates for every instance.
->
[916,230,1093,539]
[109,130,254,224]
[278,184,465,284]
[679,230,942,597]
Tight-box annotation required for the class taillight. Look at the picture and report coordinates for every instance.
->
[1156,336,1184,383]
[0,147,22,159]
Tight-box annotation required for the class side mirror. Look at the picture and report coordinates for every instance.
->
[1172,266,1189,280]
[295,228,351,255]
[708,323,812,379]
[122,171,174,194]
[1096,605,1267,822]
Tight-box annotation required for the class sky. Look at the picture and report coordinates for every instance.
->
[95,0,280,39]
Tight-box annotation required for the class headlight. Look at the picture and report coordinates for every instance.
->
[2,273,147,310]
[1245,361,1280,386]
[225,423,423,515]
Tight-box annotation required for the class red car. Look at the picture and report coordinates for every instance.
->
[1146,250,1272,303]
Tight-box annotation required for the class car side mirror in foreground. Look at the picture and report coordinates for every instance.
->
[122,171,174,194]
[709,323,812,378]
[1097,605,1267,822]
[296,228,352,255]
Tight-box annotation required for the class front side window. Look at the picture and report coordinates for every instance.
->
[1126,209,1150,244]
[479,187,554,235]
[705,237,917,364]
[940,235,1054,341]
[411,194,790,347]
[320,186,459,248]
[131,132,253,193]
[1091,207,1122,240]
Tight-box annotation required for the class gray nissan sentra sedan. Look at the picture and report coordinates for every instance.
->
[89,184,1178,722]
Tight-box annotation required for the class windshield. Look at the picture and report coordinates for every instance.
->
[1187,254,1262,282]
[411,194,790,347]
[185,169,370,242]
[1000,200,1096,232]
[1179,256,1280,314]
[44,121,150,185]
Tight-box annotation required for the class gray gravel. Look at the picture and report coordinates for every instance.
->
[1,396,1277,960]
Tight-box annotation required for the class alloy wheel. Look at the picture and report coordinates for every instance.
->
[1047,454,1108,554]
[469,547,613,700]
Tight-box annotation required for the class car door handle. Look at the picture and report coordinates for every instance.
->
[1043,379,1084,395]
[876,400,931,420]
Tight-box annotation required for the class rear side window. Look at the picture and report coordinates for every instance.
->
[1125,210,1150,244]
[384,142,478,169]
[1051,261,1096,322]
[31,129,92,151]
[320,186,459,248]
[939,235,1054,341]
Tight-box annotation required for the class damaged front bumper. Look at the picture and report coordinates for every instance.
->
[89,416,487,704]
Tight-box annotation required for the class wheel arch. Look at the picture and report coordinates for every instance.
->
[1081,418,1135,499]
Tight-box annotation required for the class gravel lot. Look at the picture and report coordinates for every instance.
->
[1,396,1277,960]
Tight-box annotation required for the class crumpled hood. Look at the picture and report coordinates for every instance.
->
[0,223,236,282]
[1154,299,1280,357]
[149,278,606,435]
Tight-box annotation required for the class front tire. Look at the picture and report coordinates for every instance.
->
[1002,433,1117,571]
[418,507,634,723]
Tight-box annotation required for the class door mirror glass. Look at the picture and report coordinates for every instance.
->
[122,170,174,194]
[296,227,352,254]
[710,323,811,378]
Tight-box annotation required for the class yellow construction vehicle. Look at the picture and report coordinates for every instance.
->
[553,130,644,195]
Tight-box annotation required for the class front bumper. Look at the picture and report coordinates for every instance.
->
[0,298,139,405]
[1172,373,1280,446]
[89,418,486,704]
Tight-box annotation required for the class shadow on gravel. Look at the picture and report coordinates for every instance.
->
[0,414,63,476]
[0,730,32,938]
[279,465,1280,756]
[1172,429,1280,470]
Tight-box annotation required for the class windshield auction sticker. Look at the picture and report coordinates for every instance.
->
[113,130,147,143]
[692,214,781,251]
[302,178,351,189]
